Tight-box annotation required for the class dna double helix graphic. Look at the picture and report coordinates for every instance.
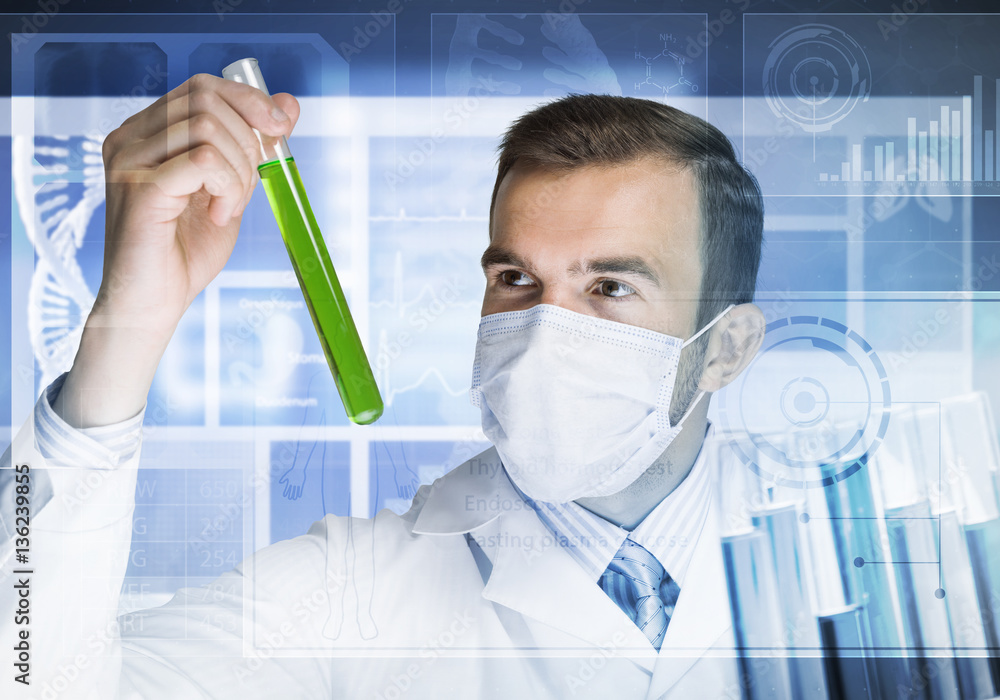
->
[12,132,104,391]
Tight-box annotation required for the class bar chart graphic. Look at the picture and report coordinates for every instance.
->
[818,75,999,185]
[745,13,1000,196]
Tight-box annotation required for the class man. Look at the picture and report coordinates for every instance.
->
[1,76,765,698]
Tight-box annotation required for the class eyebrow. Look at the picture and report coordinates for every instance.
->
[480,245,531,274]
[480,245,661,288]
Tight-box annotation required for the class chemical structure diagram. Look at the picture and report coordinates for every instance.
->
[633,33,699,97]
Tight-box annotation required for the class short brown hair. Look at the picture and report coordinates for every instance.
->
[489,94,764,331]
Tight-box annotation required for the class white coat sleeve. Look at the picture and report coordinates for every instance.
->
[0,373,145,699]
[1,376,340,699]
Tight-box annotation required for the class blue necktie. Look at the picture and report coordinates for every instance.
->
[599,538,680,651]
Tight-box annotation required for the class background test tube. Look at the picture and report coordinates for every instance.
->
[885,500,961,700]
[940,510,998,698]
[940,393,1000,692]
[819,448,911,699]
[780,422,912,698]
[877,407,996,699]
[711,437,793,700]
[784,424,903,699]
[753,502,828,698]
[721,528,794,700]
[221,57,384,425]
[818,603,879,700]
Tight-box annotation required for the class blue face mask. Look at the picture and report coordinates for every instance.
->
[470,303,733,503]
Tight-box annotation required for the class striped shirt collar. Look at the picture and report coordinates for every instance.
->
[515,424,714,588]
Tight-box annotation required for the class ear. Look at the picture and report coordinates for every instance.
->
[698,303,765,393]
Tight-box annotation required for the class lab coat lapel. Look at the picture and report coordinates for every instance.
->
[481,499,659,672]
[646,502,733,699]
[411,446,656,671]
[412,447,508,535]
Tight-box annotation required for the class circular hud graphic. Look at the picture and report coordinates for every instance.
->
[718,316,891,488]
[762,24,872,133]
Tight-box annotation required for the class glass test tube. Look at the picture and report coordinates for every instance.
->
[941,393,1000,693]
[821,453,913,699]
[884,500,961,700]
[876,414,964,699]
[941,510,998,699]
[222,58,383,425]
[753,503,828,699]
[711,437,794,700]
[817,604,879,700]
[721,529,794,700]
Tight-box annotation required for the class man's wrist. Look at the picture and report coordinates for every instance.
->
[52,308,175,429]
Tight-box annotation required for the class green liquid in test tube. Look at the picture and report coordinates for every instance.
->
[222,58,383,425]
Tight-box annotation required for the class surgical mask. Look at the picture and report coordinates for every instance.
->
[469,303,733,503]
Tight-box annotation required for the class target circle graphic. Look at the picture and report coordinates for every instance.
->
[780,377,830,426]
[717,316,891,488]
[762,24,872,133]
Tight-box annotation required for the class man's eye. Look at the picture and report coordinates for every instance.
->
[499,270,533,287]
[597,280,637,298]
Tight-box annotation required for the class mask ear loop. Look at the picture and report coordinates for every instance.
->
[673,304,736,427]
[681,303,736,349]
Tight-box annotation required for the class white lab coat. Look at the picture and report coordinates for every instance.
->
[1,408,741,700]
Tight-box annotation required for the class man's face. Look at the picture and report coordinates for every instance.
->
[482,157,704,343]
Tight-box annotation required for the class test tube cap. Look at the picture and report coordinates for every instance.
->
[873,407,923,510]
[222,57,272,97]
[941,391,1000,522]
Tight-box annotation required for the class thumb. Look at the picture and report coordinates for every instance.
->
[270,93,301,133]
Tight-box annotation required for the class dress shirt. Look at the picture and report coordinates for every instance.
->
[516,427,714,588]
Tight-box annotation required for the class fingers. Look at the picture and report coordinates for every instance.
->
[118,103,258,214]
[104,73,293,180]
[122,73,292,142]
[152,143,247,227]
[104,73,303,226]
